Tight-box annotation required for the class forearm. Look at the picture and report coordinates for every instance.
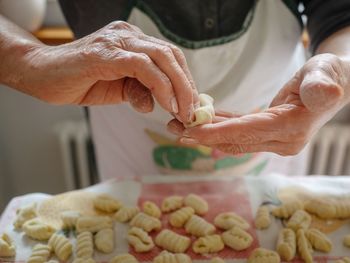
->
[0,15,43,88]
[316,26,350,59]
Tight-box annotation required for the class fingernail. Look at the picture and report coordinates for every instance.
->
[180,137,199,144]
[171,97,179,113]
[187,104,195,122]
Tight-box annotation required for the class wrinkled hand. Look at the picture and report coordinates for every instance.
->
[168,53,350,155]
[20,21,198,123]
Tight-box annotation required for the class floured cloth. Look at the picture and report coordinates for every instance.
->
[1,173,350,262]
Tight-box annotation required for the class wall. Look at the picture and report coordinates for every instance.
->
[0,85,84,211]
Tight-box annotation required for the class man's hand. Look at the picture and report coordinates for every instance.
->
[1,18,198,123]
[168,53,350,156]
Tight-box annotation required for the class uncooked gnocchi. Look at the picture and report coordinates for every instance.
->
[127,227,154,253]
[13,202,37,229]
[214,212,250,230]
[344,234,350,247]
[276,228,296,261]
[155,229,191,253]
[23,218,56,241]
[76,216,113,233]
[109,253,139,263]
[169,207,195,228]
[222,226,253,251]
[130,212,161,232]
[76,231,94,259]
[0,233,16,257]
[255,206,271,230]
[185,215,216,237]
[48,233,73,261]
[192,234,224,254]
[161,196,183,213]
[305,228,332,252]
[286,210,312,231]
[184,194,208,215]
[153,251,192,263]
[95,228,114,253]
[94,194,122,213]
[114,206,140,223]
[72,258,96,263]
[248,248,280,263]
[60,210,81,229]
[304,198,337,219]
[296,229,313,263]
[186,93,215,128]
[28,244,51,263]
[143,201,162,218]
[272,199,303,219]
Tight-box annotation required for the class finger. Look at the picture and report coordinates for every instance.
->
[270,72,302,107]
[102,50,176,113]
[123,78,154,113]
[167,119,185,136]
[123,40,195,123]
[215,109,242,118]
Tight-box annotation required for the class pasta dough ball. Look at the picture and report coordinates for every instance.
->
[214,212,249,230]
[94,194,122,213]
[192,234,224,254]
[161,196,183,213]
[155,229,191,253]
[127,227,154,253]
[143,201,162,219]
[222,226,253,251]
[28,244,51,263]
[114,206,139,223]
[169,207,195,228]
[48,233,73,261]
[23,218,56,241]
[76,216,113,233]
[13,202,37,229]
[276,228,296,261]
[255,206,271,230]
[184,194,208,215]
[109,253,139,263]
[248,248,280,263]
[95,228,114,254]
[185,215,216,237]
[0,233,16,257]
[272,200,303,219]
[130,212,161,232]
[287,210,312,231]
[305,228,332,253]
[186,93,215,128]
[153,251,192,263]
[60,210,81,229]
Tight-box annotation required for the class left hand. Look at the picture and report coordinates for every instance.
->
[167,53,350,156]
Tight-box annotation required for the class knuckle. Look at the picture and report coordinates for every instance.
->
[155,46,173,58]
[108,20,131,30]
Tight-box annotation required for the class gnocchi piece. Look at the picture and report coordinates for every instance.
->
[335,258,350,263]
[95,228,114,253]
[76,216,113,233]
[255,206,271,230]
[296,229,313,263]
[0,233,16,257]
[94,194,122,213]
[304,198,336,219]
[305,228,332,252]
[48,233,73,261]
[143,201,162,219]
[184,194,208,215]
[222,226,253,251]
[72,258,96,263]
[161,196,183,213]
[155,229,191,253]
[210,258,225,263]
[127,227,154,253]
[276,228,296,261]
[28,244,51,263]
[153,251,192,263]
[130,212,161,232]
[286,210,312,231]
[186,93,215,128]
[214,212,250,230]
[109,253,139,263]
[23,218,56,241]
[248,248,281,263]
[343,234,350,248]
[76,231,94,259]
[272,199,303,219]
[169,207,195,228]
[193,234,224,254]
[114,206,140,223]
[46,260,59,263]
[185,215,216,237]
[60,210,81,229]
[13,202,37,229]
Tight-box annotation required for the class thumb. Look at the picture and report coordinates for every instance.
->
[123,78,154,113]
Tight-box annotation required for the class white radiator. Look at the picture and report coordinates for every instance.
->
[55,122,350,190]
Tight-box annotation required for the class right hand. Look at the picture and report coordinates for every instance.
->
[18,21,198,123]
